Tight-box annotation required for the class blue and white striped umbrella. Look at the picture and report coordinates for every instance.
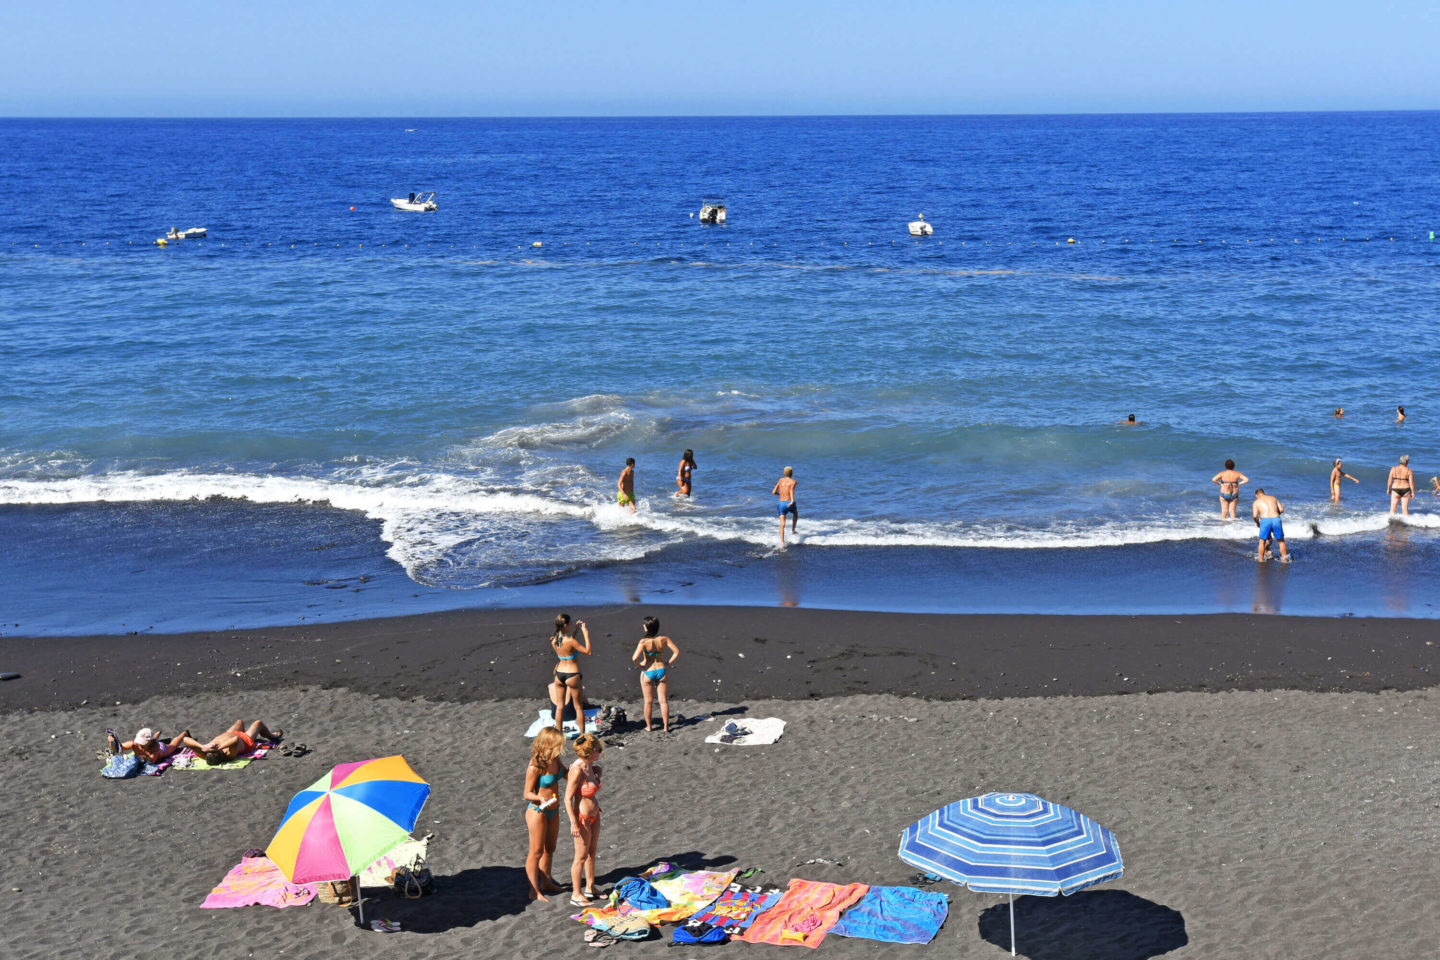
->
[899,793,1123,955]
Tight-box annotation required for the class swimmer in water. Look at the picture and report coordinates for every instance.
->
[1211,459,1249,520]
[675,449,697,497]
[1119,413,1139,425]
[1333,407,1345,418]
[1396,405,1406,424]
[617,458,636,513]
[1430,476,1439,497]
[1329,459,1358,501]
[1252,488,1289,563]
[1387,455,1415,516]
[772,466,798,545]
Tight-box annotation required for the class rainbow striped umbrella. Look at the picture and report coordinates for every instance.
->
[266,755,430,890]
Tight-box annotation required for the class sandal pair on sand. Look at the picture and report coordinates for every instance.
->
[583,929,618,948]
[277,742,309,757]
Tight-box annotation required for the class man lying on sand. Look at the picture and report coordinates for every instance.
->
[184,720,282,765]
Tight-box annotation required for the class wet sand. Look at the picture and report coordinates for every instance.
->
[2,608,1438,959]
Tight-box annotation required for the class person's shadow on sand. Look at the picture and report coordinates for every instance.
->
[593,850,739,887]
[977,890,1187,960]
[365,866,529,933]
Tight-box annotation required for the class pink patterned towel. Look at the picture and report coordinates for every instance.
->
[201,855,317,909]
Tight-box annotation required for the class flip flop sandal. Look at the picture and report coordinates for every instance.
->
[586,932,617,948]
[569,897,592,908]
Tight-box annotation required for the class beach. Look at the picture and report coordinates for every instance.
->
[4,607,1439,959]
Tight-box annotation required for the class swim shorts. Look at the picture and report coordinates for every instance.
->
[1258,517,1284,541]
[618,492,635,506]
[776,500,796,517]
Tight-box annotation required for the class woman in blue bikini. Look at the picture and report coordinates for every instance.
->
[522,726,567,901]
[631,615,680,732]
[550,614,592,736]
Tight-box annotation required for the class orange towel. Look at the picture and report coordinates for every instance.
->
[737,878,869,948]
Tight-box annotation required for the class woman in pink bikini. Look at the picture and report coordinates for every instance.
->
[565,732,604,907]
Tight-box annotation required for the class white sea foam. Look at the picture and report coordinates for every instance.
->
[1,470,1434,586]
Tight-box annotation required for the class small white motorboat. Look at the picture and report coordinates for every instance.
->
[698,197,726,224]
[908,214,933,237]
[166,226,207,240]
[391,192,437,212]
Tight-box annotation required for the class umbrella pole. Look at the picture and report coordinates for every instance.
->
[356,876,364,927]
[1009,893,1015,956]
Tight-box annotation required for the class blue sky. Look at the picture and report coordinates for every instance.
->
[2,1,1436,116]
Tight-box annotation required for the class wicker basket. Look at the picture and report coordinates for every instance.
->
[316,878,357,906]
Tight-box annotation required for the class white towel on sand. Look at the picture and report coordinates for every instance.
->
[525,707,599,739]
[705,718,786,745]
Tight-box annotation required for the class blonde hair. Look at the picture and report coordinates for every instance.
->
[572,732,603,759]
[531,727,564,771]
[783,466,793,477]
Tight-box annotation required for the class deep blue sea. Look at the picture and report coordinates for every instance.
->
[2,114,1438,634]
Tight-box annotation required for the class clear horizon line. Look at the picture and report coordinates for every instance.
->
[2,107,1437,122]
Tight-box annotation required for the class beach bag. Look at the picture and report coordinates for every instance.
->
[673,919,729,945]
[589,912,652,941]
[391,862,434,898]
[101,752,142,779]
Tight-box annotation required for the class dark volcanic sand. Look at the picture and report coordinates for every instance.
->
[2,607,1438,712]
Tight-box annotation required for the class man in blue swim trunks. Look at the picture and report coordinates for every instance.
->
[1251,488,1289,563]
[772,466,798,546]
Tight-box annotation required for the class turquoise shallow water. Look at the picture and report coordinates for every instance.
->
[1,114,1438,632]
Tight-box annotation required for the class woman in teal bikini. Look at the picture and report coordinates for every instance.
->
[550,613,592,736]
[631,616,680,732]
[523,726,567,901]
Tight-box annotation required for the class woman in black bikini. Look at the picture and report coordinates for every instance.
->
[676,449,697,497]
[550,614,592,736]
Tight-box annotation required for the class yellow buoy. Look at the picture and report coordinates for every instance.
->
[533,241,542,247]
[1067,238,1076,244]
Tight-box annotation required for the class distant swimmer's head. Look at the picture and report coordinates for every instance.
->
[1400,454,1410,464]
[625,457,635,467]
[783,466,794,477]
[1334,408,1344,416]
[1398,405,1405,414]
[642,615,660,637]
[1127,414,1136,423]
[1225,459,1235,470]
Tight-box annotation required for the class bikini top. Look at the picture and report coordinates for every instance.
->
[553,639,575,660]
[537,770,559,789]
[643,645,664,660]
[579,773,601,798]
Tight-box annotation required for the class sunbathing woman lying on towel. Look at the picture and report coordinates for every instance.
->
[108,727,191,764]
[184,720,282,765]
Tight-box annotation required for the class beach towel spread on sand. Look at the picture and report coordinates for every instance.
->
[737,878,869,948]
[687,883,786,931]
[704,718,786,745]
[641,864,741,922]
[201,855,317,909]
[176,742,274,770]
[829,885,949,944]
[524,708,599,740]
